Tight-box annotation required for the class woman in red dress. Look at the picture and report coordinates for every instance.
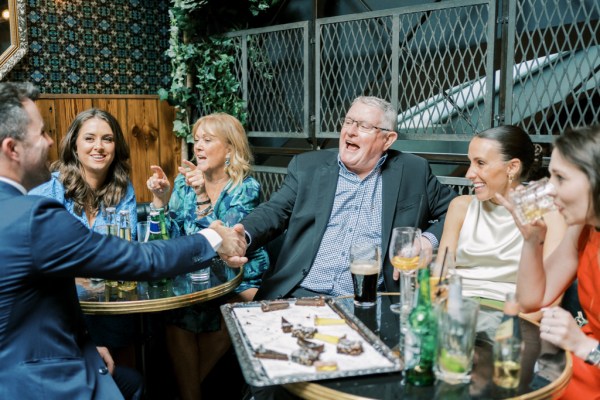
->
[499,126,600,398]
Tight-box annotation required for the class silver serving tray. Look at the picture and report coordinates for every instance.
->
[220,297,402,386]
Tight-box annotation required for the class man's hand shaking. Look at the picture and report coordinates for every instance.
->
[209,221,248,268]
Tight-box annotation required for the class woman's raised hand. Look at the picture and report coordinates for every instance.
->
[147,165,171,206]
[179,159,206,197]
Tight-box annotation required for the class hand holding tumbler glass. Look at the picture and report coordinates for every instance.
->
[509,177,556,224]
[350,243,381,307]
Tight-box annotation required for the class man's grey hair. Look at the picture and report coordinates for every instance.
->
[351,96,397,131]
[0,82,40,144]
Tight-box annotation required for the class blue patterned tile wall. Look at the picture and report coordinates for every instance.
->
[7,0,171,94]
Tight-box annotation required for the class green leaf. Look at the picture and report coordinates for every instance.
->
[163,0,281,137]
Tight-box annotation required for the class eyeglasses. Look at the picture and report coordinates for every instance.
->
[341,117,391,135]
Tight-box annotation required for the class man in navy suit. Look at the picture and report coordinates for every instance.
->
[0,82,247,399]
[243,96,457,301]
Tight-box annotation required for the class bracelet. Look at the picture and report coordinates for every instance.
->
[585,342,600,366]
[196,199,211,206]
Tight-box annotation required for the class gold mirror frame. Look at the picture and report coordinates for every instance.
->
[0,0,26,81]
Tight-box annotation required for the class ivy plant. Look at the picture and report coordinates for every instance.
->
[160,0,280,143]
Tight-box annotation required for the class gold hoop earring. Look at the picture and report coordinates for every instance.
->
[508,174,514,184]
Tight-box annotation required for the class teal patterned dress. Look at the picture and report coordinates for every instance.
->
[165,174,269,332]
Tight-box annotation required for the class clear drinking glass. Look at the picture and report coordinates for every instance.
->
[189,267,211,283]
[134,221,152,287]
[509,177,556,225]
[389,227,422,314]
[136,221,150,243]
[434,297,480,384]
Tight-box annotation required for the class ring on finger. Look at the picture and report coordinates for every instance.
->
[544,326,551,334]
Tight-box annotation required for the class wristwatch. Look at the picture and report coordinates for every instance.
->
[584,342,600,366]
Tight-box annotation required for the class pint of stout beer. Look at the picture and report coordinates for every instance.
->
[350,243,381,307]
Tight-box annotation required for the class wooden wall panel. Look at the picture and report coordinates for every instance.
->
[127,99,159,203]
[93,98,128,127]
[36,99,58,162]
[157,99,180,196]
[38,95,176,204]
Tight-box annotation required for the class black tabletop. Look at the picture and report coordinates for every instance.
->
[77,261,243,314]
[286,294,571,400]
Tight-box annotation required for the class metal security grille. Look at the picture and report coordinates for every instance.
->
[225,0,599,144]
[394,3,493,140]
[317,1,494,140]
[505,0,600,141]
[225,22,310,138]
[317,14,395,137]
[251,166,288,201]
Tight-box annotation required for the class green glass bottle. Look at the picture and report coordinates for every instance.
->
[147,210,170,286]
[405,267,436,386]
[148,208,170,240]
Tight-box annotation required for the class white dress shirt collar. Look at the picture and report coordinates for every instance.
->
[0,176,27,194]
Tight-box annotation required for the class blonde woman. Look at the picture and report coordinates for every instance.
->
[147,112,268,400]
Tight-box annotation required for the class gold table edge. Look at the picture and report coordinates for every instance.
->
[79,267,243,314]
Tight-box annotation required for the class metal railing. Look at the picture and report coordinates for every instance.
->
[225,0,599,145]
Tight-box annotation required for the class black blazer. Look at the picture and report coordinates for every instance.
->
[243,149,457,300]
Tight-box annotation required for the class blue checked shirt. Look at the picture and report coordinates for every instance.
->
[300,154,386,296]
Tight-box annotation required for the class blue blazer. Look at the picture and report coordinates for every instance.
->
[0,181,217,399]
[243,150,457,300]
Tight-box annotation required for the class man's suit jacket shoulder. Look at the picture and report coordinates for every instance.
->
[384,149,427,167]
[290,149,338,170]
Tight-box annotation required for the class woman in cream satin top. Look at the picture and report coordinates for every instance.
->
[439,125,566,303]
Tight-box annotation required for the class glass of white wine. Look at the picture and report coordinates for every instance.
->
[389,227,422,314]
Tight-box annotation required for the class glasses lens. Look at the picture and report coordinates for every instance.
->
[358,122,375,134]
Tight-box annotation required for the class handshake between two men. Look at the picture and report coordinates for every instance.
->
[209,220,248,268]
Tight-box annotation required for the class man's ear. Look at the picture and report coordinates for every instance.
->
[383,131,398,151]
[0,137,19,160]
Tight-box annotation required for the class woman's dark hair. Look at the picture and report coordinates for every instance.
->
[554,126,600,221]
[52,108,131,216]
[476,125,541,182]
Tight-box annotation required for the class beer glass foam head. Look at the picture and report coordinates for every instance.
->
[350,261,379,275]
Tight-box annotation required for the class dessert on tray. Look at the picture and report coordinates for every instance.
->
[224,296,400,385]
